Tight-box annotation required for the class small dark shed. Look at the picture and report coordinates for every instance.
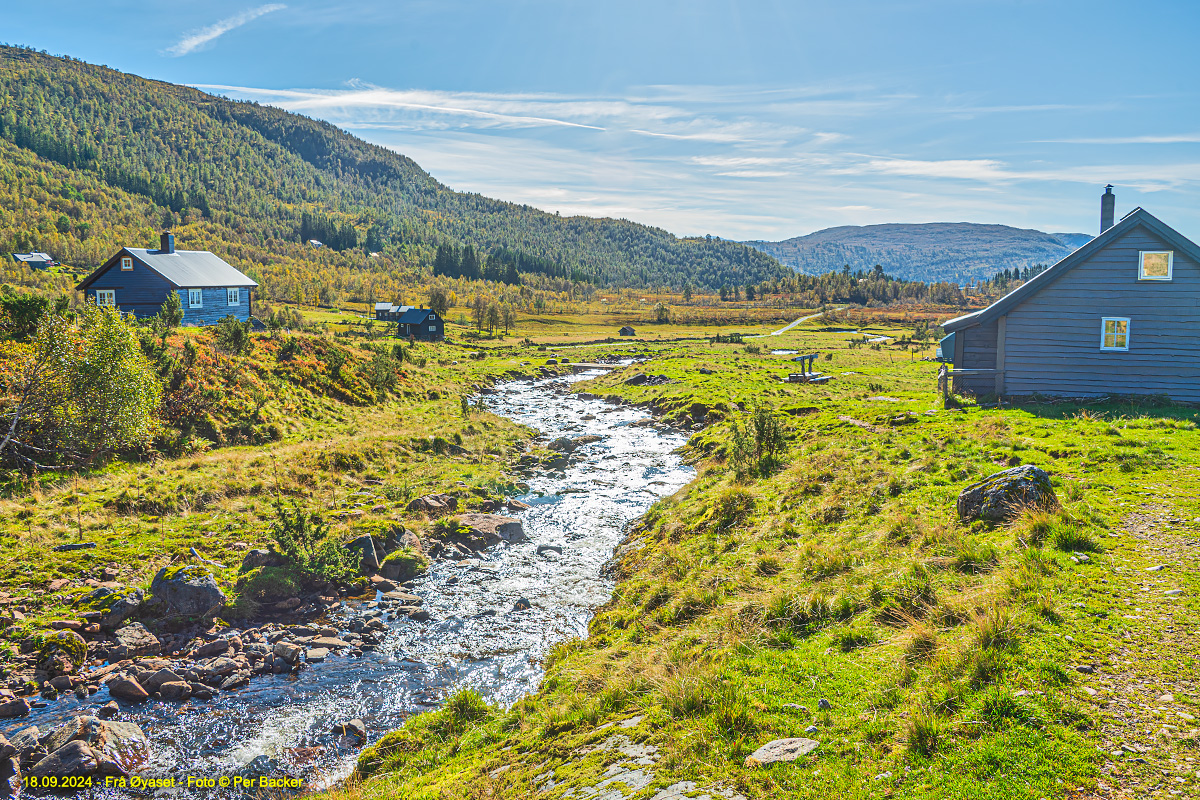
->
[619,326,636,337]
[375,303,444,341]
[940,186,1200,400]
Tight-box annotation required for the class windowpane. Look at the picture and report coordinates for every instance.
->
[1140,251,1172,279]
[1102,317,1130,350]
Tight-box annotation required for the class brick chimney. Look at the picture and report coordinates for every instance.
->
[160,231,175,254]
[1100,185,1115,234]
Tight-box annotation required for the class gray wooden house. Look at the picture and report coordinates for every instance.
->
[939,187,1200,400]
[373,302,444,341]
[77,233,257,326]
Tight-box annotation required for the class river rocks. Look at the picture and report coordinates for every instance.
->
[334,719,365,739]
[744,738,819,767]
[306,648,328,663]
[75,586,143,630]
[453,514,527,546]
[0,755,17,800]
[111,624,160,660]
[379,548,428,583]
[31,717,148,778]
[160,681,194,701]
[513,598,532,611]
[406,493,458,516]
[29,740,97,778]
[141,668,183,693]
[150,566,226,617]
[107,679,149,703]
[38,630,87,676]
[96,702,119,720]
[536,544,564,557]
[548,435,604,453]
[347,536,381,572]
[240,549,285,571]
[505,499,531,511]
[273,641,303,664]
[0,700,28,719]
[957,465,1057,522]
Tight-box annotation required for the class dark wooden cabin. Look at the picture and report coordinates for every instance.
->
[77,232,257,325]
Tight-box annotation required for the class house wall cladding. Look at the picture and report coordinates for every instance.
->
[84,257,174,318]
[1003,226,1200,399]
[954,319,998,396]
[180,287,251,326]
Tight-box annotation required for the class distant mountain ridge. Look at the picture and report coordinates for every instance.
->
[745,223,1093,284]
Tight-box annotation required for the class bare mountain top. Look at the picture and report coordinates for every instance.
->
[745,223,1092,284]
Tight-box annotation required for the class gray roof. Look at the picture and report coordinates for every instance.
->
[374,302,394,311]
[398,307,437,324]
[78,248,257,290]
[942,208,1200,332]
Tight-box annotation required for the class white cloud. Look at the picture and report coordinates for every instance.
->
[852,157,1016,181]
[1038,134,1200,145]
[164,4,286,57]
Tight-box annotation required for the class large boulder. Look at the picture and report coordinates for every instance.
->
[74,586,143,630]
[111,624,160,660]
[38,630,88,676]
[150,565,225,617]
[957,465,1057,522]
[454,514,527,546]
[406,494,457,516]
[347,536,380,573]
[379,549,428,583]
[30,717,148,778]
[239,549,285,572]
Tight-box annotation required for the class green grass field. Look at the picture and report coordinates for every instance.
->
[2,314,1197,799]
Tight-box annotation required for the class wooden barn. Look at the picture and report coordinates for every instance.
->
[619,326,636,337]
[939,187,1200,400]
[77,232,257,326]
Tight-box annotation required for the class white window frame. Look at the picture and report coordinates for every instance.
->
[188,289,203,309]
[227,287,240,305]
[1138,250,1173,281]
[120,256,133,271]
[95,289,115,307]
[1100,317,1131,351]
[429,325,436,332]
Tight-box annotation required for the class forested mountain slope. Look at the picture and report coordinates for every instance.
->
[0,46,788,301]
[745,223,1091,284]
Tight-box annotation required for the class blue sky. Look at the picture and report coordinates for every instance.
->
[8,0,1200,241]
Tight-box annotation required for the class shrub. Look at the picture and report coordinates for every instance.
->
[729,402,786,476]
[214,315,252,355]
[270,501,358,586]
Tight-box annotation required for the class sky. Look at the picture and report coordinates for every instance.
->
[7,0,1200,242]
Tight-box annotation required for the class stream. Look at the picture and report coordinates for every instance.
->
[7,369,694,795]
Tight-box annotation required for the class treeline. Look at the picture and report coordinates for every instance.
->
[721,265,968,307]
[0,45,790,292]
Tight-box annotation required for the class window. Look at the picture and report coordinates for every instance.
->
[227,287,240,305]
[1101,317,1130,351]
[1139,251,1173,280]
[188,289,203,308]
[429,325,436,332]
[428,314,435,321]
[95,290,115,307]
[120,256,133,271]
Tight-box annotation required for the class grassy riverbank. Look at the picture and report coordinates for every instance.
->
[327,320,1200,799]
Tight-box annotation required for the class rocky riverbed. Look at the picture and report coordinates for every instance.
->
[1,369,694,795]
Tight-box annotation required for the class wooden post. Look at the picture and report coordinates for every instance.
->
[939,364,949,408]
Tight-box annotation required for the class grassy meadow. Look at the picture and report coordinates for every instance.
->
[0,307,1196,799]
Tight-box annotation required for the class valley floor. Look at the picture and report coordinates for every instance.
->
[3,316,1199,799]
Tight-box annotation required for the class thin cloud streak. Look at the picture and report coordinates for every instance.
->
[164,4,286,57]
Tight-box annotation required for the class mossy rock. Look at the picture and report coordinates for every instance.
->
[38,629,87,676]
[235,565,302,603]
[75,585,143,629]
[957,465,1057,522]
[379,548,428,583]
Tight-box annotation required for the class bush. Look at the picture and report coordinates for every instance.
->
[729,402,786,476]
[269,501,357,586]
[214,315,252,355]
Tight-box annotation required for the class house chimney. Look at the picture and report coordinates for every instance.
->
[160,231,175,254]
[1100,185,1115,233]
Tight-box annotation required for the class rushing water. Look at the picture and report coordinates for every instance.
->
[8,370,694,793]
